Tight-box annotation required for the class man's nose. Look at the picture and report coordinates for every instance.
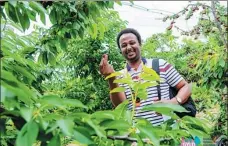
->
[126,44,131,51]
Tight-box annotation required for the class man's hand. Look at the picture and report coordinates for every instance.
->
[99,54,115,77]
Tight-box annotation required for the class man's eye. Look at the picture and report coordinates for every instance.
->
[121,44,126,48]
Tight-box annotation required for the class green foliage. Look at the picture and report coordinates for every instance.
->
[142,2,227,138]
[1,1,225,145]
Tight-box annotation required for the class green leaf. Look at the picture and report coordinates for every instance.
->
[63,98,88,109]
[27,9,36,21]
[59,38,67,50]
[8,1,17,7]
[13,64,36,84]
[142,103,189,119]
[137,89,147,100]
[6,3,18,23]
[29,1,47,14]
[98,22,105,39]
[78,11,85,20]
[113,78,133,84]
[91,110,117,120]
[49,8,57,24]
[73,129,94,144]
[57,119,74,136]
[110,86,126,93]
[219,58,225,67]
[135,134,144,146]
[37,117,49,130]
[0,6,6,20]
[1,70,34,104]
[68,112,90,121]
[137,126,160,146]
[78,28,84,39]
[16,120,39,146]
[114,100,130,121]
[105,71,122,80]
[20,107,33,122]
[1,85,15,102]
[48,52,56,66]
[38,52,43,64]
[85,119,106,138]
[182,116,211,133]
[43,113,63,121]
[91,23,97,39]
[15,6,30,31]
[142,65,160,80]
[39,95,63,108]
[139,81,157,89]
[22,8,30,30]
[71,29,78,38]
[143,103,188,113]
[73,22,80,30]
[42,51,48,65]
[47,134,61,146]
[40,12,46,25]
[102,120,131,130]
[140,73,159,82]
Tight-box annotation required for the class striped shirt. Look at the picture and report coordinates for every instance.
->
[119,58,183,126]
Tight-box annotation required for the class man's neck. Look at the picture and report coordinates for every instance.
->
[127,57,142,70]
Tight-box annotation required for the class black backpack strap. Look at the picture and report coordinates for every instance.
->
[152,58,161,100]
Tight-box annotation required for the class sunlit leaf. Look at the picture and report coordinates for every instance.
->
[113,78,133,84]
[110,86,126,93]
[105,72,122,80]
[142,65,160,79]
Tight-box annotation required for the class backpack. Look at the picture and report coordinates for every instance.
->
[152,58,197,118]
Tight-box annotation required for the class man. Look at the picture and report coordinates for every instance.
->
[99,28,192,126]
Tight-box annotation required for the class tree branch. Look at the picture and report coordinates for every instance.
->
[107,135,137,142]
[211,1,228,51]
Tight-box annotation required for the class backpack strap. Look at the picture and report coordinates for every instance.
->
[152,58,161,100]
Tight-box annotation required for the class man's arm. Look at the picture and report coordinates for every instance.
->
[99,54,126,107]
[107,77,126,107]
[169,79,192,104]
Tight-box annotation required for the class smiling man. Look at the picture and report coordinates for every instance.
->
[99,28,193,126]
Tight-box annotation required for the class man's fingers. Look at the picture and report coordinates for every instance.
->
[103,54,108,65]
[103,54,108,61]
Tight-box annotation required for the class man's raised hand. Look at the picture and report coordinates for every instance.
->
[99,54,115,77]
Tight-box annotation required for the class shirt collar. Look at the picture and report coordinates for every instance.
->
[126,57,147,71]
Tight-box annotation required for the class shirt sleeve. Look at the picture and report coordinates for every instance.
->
[159,59,183,87]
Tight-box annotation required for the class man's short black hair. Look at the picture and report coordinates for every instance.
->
[116,28,142,49]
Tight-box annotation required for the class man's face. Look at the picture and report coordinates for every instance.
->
[119,33,141,62]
